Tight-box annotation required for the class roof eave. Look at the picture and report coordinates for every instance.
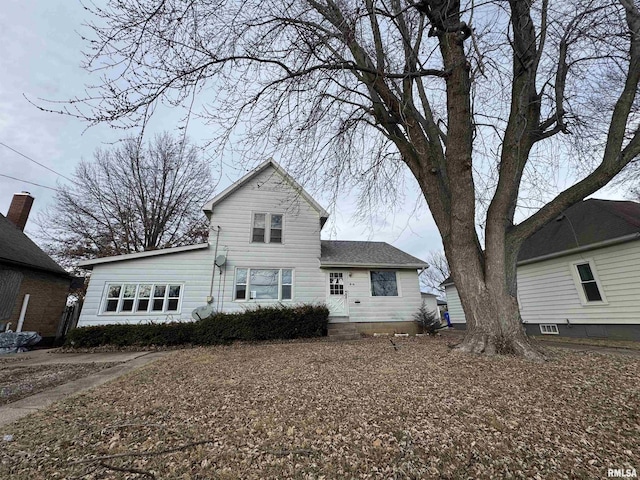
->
[517,232,640,266]
[78,243,210,268]
[0,257,71,277]
[202,159,329,218]
[320,262,428,269]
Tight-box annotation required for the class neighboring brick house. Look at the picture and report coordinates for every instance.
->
[0,192,71,342]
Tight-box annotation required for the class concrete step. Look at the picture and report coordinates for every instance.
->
[328,323,358,333]
[326,333,360,341]
[327,323,360,341]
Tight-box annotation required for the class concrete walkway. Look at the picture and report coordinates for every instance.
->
[1,348,153,365]
[0,350,170,428]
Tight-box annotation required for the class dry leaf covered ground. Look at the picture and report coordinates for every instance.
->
[0,337,638,479]
[0,361,119,405]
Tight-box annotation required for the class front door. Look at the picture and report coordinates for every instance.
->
[327,271,348,317]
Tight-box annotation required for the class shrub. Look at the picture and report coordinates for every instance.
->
[65,304,329,348]
[65,321,197,348]
[413,301,443,336]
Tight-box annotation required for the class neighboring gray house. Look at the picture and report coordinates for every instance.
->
[444,199,640,340]
[77,159,428,334]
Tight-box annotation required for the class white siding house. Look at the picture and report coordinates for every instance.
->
[77,160,428,335]
[444,199,640,340]
[420,293,441,321]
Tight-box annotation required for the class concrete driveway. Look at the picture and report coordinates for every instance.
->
[0,349,169,428]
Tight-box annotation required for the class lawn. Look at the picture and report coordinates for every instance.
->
[0,361,119,405]
[0,337,638,479]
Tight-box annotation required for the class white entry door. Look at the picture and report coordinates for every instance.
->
[327,271,348,316]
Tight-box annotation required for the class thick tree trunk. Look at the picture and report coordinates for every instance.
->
[444,236,545,361]
[453,277,544,361]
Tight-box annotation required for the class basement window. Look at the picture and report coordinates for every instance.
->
[539,324,559,335]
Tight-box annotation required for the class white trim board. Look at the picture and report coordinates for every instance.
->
[78,243,210,268]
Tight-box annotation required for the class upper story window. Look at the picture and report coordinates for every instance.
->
[575,262,603,302]
[103,283,182,314]
[251,213,283,244]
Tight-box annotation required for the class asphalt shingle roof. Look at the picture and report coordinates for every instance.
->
[442,199,640,285]
[320,240,427,268]
[0,213,68,276]
[518,199,640,262]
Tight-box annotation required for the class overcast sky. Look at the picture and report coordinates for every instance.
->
[0,1,627,266]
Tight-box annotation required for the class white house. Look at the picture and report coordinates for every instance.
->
[77,159,428,335]
[419,292,441,321]
[444,199,640,340]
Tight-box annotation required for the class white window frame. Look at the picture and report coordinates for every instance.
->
[250,212,285,244]
[539,324,559,335]
[233,267,294,302]
[100,283,184,315]
[368,270,401,297]
[570,259,607,305]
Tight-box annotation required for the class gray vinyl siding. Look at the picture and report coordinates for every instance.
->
[518,240,640,325]
[339,269,423,323]
[444,284,466,324]
[444,239,640,327]
[78,248,213,326]
[208,166,325,312]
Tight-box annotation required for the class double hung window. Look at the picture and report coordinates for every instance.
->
[251,213,283,243]
[575,262,603,302]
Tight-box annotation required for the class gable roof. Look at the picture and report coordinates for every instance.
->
[0,213,68,276]
[441,198,640,286]
[78,243,210,268]
[202,159,329,222]
[320,240,427,268]
[518,199,640,263]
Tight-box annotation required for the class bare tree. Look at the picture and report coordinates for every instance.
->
[38,133,214,268]
[38,0,640,358]
[419,250,449,296]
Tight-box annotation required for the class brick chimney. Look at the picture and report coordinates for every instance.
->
[6,192,34,231]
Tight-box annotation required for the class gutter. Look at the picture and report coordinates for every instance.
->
[320,262,428,269]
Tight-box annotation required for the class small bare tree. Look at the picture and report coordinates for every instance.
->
[419,250,449,295]
[38,133,214,268]
[36,0,640,359]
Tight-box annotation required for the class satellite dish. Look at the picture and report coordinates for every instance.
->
[215,254,227,267]
[192,303,215,321]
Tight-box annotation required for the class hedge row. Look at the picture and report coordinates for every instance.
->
[65,304,329,348]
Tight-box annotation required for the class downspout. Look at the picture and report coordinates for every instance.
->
[209,226,221,303]
[16,294,30,332]
[219,262,227,312]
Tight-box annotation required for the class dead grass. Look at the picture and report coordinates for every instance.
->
[533,335,640,351]
[0,337,638,479]
[0,363,120,405]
